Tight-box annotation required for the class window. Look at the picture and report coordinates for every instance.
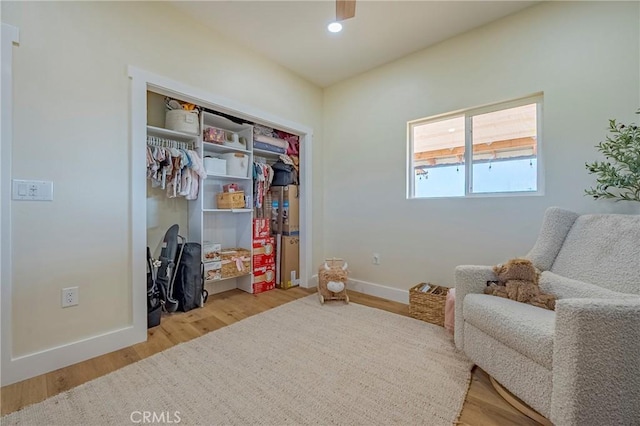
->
[408,95,542,198]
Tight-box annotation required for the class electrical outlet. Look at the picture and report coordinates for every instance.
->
[372,253,380,265]
[61,287,79,308]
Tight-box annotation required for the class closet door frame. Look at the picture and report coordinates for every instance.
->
[1,23,19,386]
[129,66,313,331]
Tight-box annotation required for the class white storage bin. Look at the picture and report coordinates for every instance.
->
[223,133,247,150]
[203,156,226,175]
[165,109,199,135]
[220,153,249,177]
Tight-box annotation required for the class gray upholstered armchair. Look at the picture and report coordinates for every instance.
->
[455,207,640,425]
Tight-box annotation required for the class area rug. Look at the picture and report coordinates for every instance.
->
[2,295,473,425]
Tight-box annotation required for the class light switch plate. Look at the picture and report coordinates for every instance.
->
[12,179,54,201]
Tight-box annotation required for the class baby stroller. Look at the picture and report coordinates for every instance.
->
[150,224,185,315]
[146,247,162,328]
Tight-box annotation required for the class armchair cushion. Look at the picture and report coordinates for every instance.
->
[526,207,579,271]
[463,294,555,368]
[539,271,640,300]
[550,214,640,294]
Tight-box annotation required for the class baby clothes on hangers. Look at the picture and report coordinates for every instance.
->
[146,143,207,201]
[186,150,206,200]
[253,162,274,209]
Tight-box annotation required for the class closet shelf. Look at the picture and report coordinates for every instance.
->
[206,272,252,283]
[203,208,252,213]
[147,125,198,141]
[253,148,283,158]
[206,173,251,181]
[203,141,251,155]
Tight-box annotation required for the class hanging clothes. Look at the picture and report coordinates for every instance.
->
[253,162,274,209]
[146,145,206,200]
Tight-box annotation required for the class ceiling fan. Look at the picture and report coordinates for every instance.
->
[336,0,356,21]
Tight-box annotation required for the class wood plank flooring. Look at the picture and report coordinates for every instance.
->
[1,288,540,425]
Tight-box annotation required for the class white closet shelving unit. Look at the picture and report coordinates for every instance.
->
[188,112,254,294]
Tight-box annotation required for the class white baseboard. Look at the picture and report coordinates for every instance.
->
[307,274,318,288]
[1,325,146,386]
[347,279,409,304]
[312,274,409,304]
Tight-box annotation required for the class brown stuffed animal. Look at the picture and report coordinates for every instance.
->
[484,258,556,310]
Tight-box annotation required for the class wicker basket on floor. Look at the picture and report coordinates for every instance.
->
[409,283,449,327]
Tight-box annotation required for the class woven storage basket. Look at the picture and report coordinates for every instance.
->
[216,191,245,209]
[220,248,251,278]
[409,283,448,326]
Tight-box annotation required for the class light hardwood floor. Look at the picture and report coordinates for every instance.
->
[1,288,540,425]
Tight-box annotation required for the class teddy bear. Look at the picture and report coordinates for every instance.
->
[484,258,556,310]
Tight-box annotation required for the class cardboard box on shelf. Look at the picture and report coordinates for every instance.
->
[253,281,276,294]
[253,237,275,269]
[254,254,275,269]
[270,185,299,235]
[279,235,300,289]
[253,218,270,239]
[253,265,276,294]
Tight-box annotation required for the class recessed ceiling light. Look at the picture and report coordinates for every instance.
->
[328,22,343,33]
[448,128,456,133]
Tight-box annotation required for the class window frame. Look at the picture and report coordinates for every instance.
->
[407,94,544,199]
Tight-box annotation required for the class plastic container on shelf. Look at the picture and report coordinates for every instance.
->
[220,152,249,177]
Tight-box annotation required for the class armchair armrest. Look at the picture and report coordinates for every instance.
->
[454,265,496,350]
[551,298,640,425]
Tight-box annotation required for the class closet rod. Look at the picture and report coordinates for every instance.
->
[146,135,194,150]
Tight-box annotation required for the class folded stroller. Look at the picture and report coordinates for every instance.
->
[153,224,185,313]
[146,247,162,328]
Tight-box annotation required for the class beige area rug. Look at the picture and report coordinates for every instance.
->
[2,295,473,425]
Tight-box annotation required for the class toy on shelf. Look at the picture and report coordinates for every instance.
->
[317,258,349,304]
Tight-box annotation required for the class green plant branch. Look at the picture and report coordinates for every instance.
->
[585,110,640,202]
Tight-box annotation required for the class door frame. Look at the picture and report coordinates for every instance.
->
[1,22,19,386]
[128,66,314,333]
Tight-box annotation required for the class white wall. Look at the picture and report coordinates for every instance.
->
[2,0,323,374]
[323,2,640,292]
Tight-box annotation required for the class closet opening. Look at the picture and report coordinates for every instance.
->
[131,67,312,333]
